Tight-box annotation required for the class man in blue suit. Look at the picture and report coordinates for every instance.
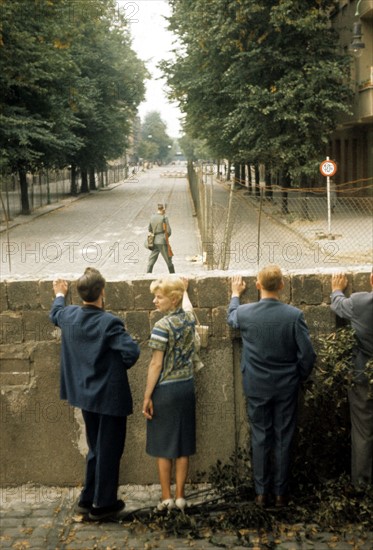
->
[331,272,373,493]
[227,266,316,507]
[50,268,140,520]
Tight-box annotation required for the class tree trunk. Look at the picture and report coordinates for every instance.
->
[89,167,96,190]
[227,160,231,181]
[70,164,78,196]
[265,169,273,200]
[19,169,31,215]
[234,164,240,189]
[301,174,310,219]
[240,163,246,187]
[281,171,291,215]
[254,164,260,197]
[80,168,89,193]
[247,163,252,193]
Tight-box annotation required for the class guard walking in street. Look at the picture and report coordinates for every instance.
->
[146,203,175,273]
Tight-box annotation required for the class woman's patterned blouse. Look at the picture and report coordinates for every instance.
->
[149,308,195,385]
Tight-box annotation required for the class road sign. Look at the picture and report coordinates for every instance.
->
[320,159,337,177]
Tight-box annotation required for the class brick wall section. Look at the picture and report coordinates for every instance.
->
[0,271,370,485]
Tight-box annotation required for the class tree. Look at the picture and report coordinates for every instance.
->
[137,111,173,164]
[0,0,147,211]
[65,1,147,192]
[178,134,213,162]
[0,0,82,213]
[162,0,352,180]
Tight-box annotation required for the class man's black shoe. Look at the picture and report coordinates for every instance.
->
[76,500,92,514]
[255,494,268,507]
[88,499,125,521]
[274,495,288,508]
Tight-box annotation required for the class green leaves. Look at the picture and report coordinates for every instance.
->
[0,0,147,208]
[137,112,173,163]
[163,0,352,173]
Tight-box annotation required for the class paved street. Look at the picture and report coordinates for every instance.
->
[1,166,371,282]
[1,484,372,550]
[0,167,203,280]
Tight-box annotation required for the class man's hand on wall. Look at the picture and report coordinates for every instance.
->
[53,279,69,297]
[231,275,246,298]
[331,273,348,293]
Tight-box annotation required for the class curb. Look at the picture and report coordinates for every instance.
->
[0,181,127,234]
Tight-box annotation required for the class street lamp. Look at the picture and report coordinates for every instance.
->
[349,0,365,57]
[349,22,365,57]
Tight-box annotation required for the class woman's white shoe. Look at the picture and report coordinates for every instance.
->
[156,498,175,511]
[175,497,186,510]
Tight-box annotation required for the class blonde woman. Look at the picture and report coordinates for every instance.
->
[142,277,196,511]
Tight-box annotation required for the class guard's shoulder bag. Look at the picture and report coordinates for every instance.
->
[145,232,155,250]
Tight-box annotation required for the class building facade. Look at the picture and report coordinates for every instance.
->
[329,0,373,193]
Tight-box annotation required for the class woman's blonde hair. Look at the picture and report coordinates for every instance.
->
[257,264,283,291]
[150,277,184,306]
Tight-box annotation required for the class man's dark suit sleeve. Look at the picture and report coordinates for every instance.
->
[295,312,316,381]
[107,319,140,369]
[227,296,241,329]
[330,290,354,320]
[49,296,65,326]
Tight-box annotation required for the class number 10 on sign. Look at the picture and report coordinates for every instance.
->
[320,159,337,177]
[320,157,337,237]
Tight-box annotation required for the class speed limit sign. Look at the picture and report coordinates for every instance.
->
[320,159,337,177]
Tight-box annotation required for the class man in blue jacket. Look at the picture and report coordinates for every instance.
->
[50,268,140,520]
[227,266,316,507]
[331,271,373,493]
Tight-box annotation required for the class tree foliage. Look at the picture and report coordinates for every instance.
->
[178,134,211,162]
[0,0,147,211]
[137,111,173,163]
[162,0,352,177]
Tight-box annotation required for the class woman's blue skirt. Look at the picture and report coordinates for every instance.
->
[146,379,196,458]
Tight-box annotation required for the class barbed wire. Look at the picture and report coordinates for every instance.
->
[190,164,372,271]
[233,178,373,195]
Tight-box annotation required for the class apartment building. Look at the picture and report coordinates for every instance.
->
[330,0,373,192]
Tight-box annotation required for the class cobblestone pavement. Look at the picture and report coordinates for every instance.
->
[1,485,372,550]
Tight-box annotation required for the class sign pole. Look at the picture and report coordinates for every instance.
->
[326,156,331,237]
[319,157,337,239]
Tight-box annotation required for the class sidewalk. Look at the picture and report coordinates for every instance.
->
[1,484,372,549]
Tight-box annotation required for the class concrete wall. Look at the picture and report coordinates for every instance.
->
[0,271,370,486]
